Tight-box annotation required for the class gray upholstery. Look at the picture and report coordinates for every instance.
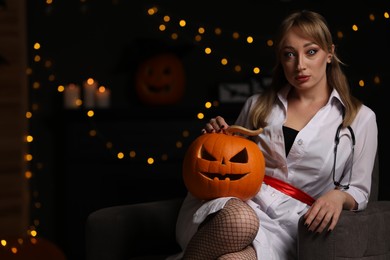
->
[86,153,390,260]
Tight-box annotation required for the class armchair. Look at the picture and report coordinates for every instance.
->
[86,153,390,260]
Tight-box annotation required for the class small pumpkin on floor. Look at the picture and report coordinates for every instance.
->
[183,125,265,201]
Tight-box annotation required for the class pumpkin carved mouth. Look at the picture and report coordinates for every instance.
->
[147,84,171,93]
[201,172,248,181]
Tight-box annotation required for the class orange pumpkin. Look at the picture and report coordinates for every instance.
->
[183,129,265,201]
[135,53,185,105]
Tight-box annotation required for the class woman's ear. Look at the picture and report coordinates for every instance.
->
[327,44,335,63]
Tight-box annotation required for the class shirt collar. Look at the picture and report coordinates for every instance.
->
[276,84,345,110]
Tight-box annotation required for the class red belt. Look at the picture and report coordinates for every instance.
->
[263,175,315,206]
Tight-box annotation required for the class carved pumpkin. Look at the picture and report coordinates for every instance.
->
[183,127,265,201]
[135,53,185,105]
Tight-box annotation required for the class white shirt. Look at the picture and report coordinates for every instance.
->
[235,86,378,210]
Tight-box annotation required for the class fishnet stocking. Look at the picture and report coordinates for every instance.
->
[183,198,259,260]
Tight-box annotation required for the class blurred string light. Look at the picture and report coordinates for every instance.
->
[145,6,266,76]
[146,5,388,83]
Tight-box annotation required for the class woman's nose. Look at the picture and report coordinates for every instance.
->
[296,56,306,71]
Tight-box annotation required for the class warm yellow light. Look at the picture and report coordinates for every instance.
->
[246,36,254,44]
[33,81,40,89]
[337,31,344,39]
[89,130,97,137]
[204,101,212,109]
[163,15,170,22]
[26,111,32,119]
[182,130,189,137]
[33,42,40,50]
[359,80,365,87]
[30,230,37,237]
[44,60,52,68]
[198,27,205,34]
[129,151,136,158]
[11,247,17,254]
[86,78,95,85]
[34,55,41,62]
[87,110,94,117]
[352,24,358,31]
[253,67,261,74]
[266,39,273,47]
[197,113,204,119]
[204,47,212,54]
[234,65,241,72]
[214,27,222,35]
[171,33,178,40]
[25,170,32,179]
[232,32,239,39]
[384,12,389,19]
[221,58,228,65]
[374,76,381,84]
[26,135,33,142]
[159,24,166,31]
[57,85,64,92]
[369,13,375,21]
[25,154,33,161]
[147,157,154,164]
[179,20,186,27]
[117,152,124,159]
[194,35,202,42]
[1,240,7,246]
[147,7,158,15]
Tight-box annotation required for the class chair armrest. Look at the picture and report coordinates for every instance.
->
[85,198,184,260]
[297,201,390,260]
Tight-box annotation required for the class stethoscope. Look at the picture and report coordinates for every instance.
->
[331,123,355,190]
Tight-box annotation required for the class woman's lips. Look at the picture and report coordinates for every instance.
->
[295,75,310,83]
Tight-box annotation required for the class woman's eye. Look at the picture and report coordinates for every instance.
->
[284,52,295,58]
[308,49,317,55]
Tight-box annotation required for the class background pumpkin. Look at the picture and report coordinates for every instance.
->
[135,52,185,105]
[183,131,265,201]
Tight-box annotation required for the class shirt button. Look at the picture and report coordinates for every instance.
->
[271,192,276,197]
[297,139,303,145]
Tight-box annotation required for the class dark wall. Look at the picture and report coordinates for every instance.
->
[26,1,389,259]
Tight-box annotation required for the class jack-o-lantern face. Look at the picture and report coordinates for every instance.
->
[183,132,265,201]
[135,53,185,105]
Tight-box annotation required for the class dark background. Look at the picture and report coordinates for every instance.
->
[26,1,389,259]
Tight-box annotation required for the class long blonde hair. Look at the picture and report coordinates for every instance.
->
[250,10,361,129]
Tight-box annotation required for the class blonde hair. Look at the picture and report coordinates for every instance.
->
[250,10,361,129]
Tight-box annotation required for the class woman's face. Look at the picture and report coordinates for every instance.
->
[280,27,332,91]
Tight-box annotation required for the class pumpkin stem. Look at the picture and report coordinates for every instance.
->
[225,125,263,136]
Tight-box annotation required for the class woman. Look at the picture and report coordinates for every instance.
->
[168,10,378,260]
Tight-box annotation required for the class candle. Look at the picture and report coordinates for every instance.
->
[83,78,98,108]
[95,86,111,108]
[64,83,80,109]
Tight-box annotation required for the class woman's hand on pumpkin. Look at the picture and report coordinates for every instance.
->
[201,116,230,134]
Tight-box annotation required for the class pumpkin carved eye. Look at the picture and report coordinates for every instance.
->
[163,66,171,75]
[200,146,217,161]
[230,148,248,163]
